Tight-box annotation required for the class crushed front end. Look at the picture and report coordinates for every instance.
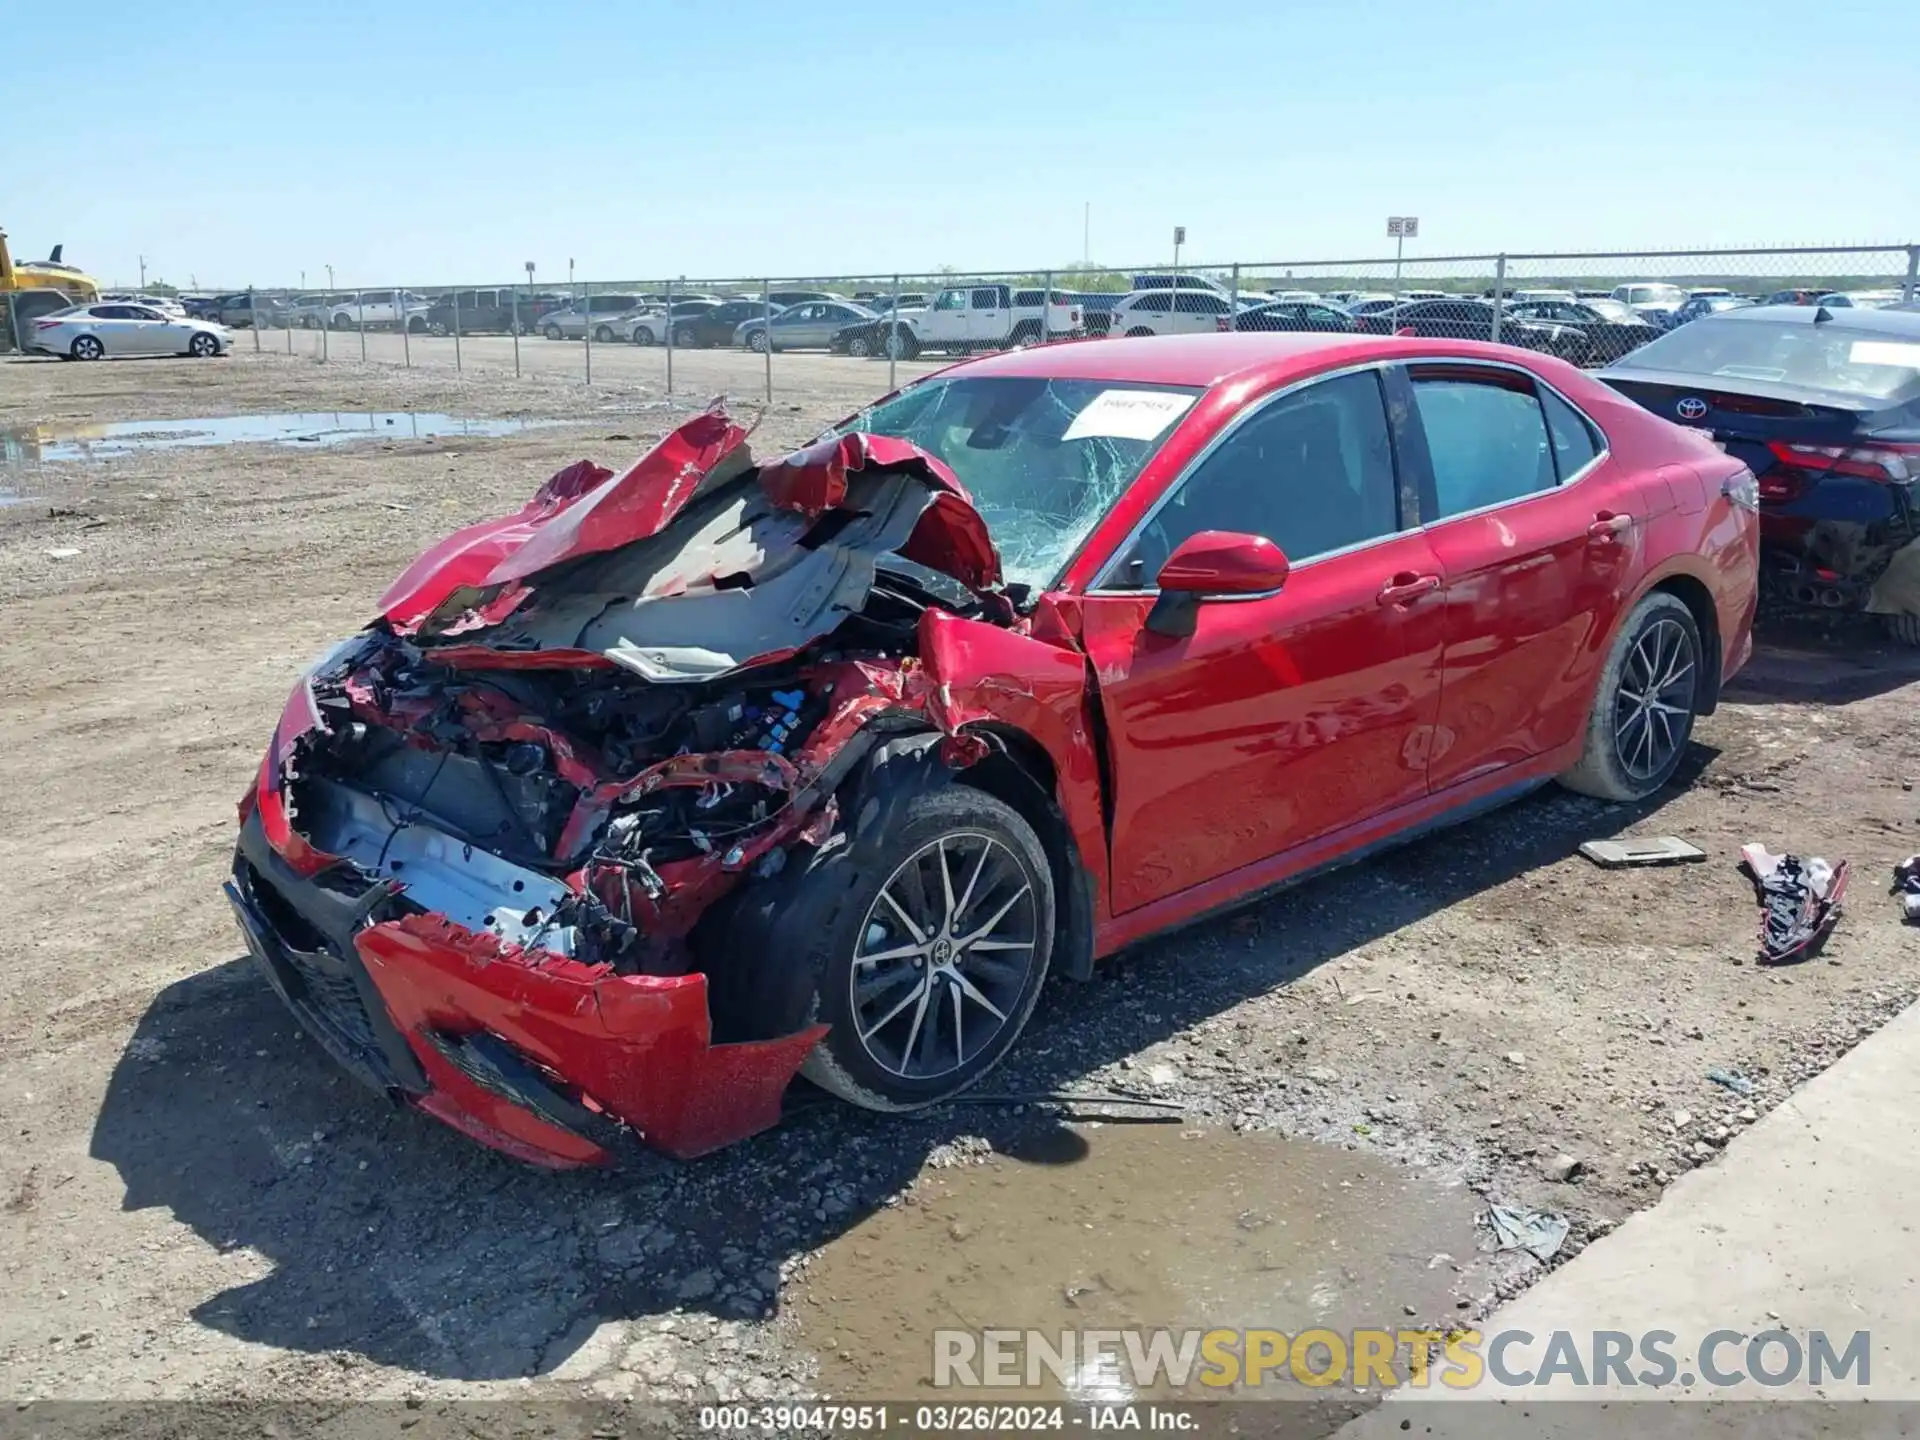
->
[228,413,1041,1166]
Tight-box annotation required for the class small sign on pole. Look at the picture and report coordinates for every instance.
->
[1173,226,1187,246]
[1387,216,1420,238]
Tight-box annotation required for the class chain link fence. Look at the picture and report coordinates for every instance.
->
[10,246,1917,407]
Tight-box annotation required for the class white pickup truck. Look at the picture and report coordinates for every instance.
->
[326,290,432,332]
[885,284,1081,358]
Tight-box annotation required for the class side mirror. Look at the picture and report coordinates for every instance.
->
[1147,531,1290,637]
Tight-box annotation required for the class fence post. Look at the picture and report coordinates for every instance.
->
[321,297,329,362]
[4,290,18,354]
[249,289,261,350]
[511,285,522,377]
[1905,246,1919,305]
[1490,254,1508,345]
[1229,262,1240,326]
[762,278,772,405]
[665,276,674,400]
[400,287,412,369]
[285,306,293,355]
[452,287,462,373]
[358,291,367,362]
[888,272,899,391]
[583,280,592,386]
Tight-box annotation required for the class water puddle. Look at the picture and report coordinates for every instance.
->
[795,1124,1481,1403]
[1,412,551,464]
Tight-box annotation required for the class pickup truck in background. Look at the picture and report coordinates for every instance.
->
[326,290,431,332]
[882,284,1080,359]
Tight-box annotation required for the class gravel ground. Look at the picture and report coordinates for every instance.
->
[4,348,1919,1412]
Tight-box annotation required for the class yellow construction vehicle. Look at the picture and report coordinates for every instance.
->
[1,228,100,303]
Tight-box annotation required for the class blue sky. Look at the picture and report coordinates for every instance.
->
[7,0,1916,289]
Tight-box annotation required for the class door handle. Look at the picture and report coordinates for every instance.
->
[1587,511,1634,541]
[1378,572,1441,606]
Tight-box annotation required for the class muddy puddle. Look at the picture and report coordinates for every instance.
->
[0,412,552,463]
[795,1124,1482,1403]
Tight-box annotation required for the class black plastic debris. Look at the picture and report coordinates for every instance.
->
[1894,855,1920,923]
[1740,843,1849,964]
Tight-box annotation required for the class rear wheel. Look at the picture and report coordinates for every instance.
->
[673,324,697,347]
[746,329,769,353]
[846,334,873,358]
[330,313,354,331]
[1558,591,1703,801]
[302,315,318,330]
[883,329,918,360]
[631,326,656,347]
[593,324,616,342]
[544,323,563,340]
[1885,613,1920,647]
[1125,326,1154,338]
[71,335,105,361]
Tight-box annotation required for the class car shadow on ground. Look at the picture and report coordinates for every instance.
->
[1729,613,1920,706]
[89,751,1711,1382]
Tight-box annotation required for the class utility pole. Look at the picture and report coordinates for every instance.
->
[138,255,147,289]
[1173,225,1186,274]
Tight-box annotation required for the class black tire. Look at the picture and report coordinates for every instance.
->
[1125,326,1154,338]
[330,313,354,331]
[1010,323,1041,347]
[883,328,918,361]
[746,329,769,353]
[302,315,318,330]
[544,324,563,340]
[1558,591,1703,801]
[71,335,104,361]
[408,316,428,333]
[706,773,1055,1111]
[846,334,873,358]
[429,322,449,337]
[188,332,219,358]
[631,326,656,347]
[1885,613,1920,647]
[673,324,697,348]
[593,324,616,342]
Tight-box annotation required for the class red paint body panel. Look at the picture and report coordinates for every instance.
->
[356,916,826,1161]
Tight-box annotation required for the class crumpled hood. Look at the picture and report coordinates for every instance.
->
[377,411,1000,671]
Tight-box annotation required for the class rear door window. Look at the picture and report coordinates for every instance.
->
[1540,390,1603,479]
[1410,368,1558,518]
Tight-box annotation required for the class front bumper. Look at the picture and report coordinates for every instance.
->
[228,808,824,1167]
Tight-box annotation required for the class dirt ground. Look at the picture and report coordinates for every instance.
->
[4,348,1920,1412]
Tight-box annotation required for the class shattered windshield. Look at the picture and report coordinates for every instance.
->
[844,377,1201,591]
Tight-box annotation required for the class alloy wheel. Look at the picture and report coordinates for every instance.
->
[849,832,1039,1081]
[1613,616,1695,781]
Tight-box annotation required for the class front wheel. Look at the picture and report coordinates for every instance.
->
[1558,591,1703,801]
[630,326,656,347]
[1125,326,1154,338]
[795,784,1055,1109]
[883,329,918,360]
[543,324,563,340]
[593,324,616,342]
[673,324,697,348]
[746,329,769,353]
[846,334,873,358]
[330,313,354,331]
[71,335,105,361]
[188,332,219,358]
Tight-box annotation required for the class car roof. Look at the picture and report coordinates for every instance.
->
[933,332,1550,388]
[1714,304,1920,335]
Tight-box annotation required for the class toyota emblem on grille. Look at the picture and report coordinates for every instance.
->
[1676,397,1709,421]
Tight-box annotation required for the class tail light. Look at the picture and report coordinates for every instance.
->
[35,319,61,329]
[1766,440,1920,484]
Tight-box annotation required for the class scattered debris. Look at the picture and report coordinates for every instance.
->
[1893,856,1920,923]
[1740,843,1849,964]
[1542,1154,1584,1183]
[1579,836,1707,868]
[43,547,81,560]
[1482,1204,1570,1261]
[1706,1067,1756,1098]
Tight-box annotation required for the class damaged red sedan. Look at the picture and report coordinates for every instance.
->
[230,333,1760,1167]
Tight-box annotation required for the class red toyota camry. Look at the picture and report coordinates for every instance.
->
[230,333,1759,1167]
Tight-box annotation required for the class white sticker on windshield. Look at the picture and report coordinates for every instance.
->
[1063,389,1196,443]
[1849,340,1920,368]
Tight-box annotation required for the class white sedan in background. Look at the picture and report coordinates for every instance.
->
[28,303,229,360]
